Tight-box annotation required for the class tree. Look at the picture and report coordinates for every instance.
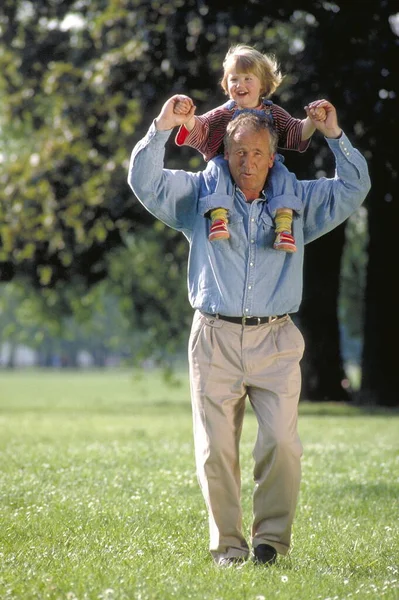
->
[0,1,397,403]
[0,0,194,354]
[280,1,398,406]
[0,279,137,367]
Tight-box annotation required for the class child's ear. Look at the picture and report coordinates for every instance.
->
[224,150,229,160]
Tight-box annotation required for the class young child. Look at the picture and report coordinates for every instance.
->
[173,44,325,252]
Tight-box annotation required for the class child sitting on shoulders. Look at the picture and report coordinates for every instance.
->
[173,44,325,252]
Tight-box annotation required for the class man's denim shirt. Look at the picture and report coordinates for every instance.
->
[128,123,371,317]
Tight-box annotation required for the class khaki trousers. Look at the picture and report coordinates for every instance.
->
[188,311,304,564]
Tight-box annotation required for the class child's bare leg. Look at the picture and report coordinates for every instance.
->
[273,208,297,253]
[208,208,229,242]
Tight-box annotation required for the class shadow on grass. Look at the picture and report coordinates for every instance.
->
[341,480,399,499]
[2,399,398,418]
[312,480,399,503]
[298,400,399,418]
[0,397,194,416]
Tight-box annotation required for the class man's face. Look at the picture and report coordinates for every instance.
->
[224,127,275,201]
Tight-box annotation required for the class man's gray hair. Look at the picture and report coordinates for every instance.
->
[224,111,279,155]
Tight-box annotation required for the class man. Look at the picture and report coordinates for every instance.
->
[127,96,371,567]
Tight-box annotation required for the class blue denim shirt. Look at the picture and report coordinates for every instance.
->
[128,123,371,317]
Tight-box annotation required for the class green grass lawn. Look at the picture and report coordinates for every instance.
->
[0,369,398,600]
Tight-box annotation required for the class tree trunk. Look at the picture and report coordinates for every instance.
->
[359,163,398,407]
[298,224,350,402]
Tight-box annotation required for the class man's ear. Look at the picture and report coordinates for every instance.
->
[269,153,275,168]
[224,150,229,160]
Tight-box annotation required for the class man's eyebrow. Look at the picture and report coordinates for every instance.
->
[234,146,265,152]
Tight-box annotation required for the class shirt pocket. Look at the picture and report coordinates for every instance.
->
[259,212,276,249]
[211,213,245,253]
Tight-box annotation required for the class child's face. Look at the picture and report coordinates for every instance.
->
[226,71,263,109]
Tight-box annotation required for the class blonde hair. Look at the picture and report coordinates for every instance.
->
[221,44,283,99]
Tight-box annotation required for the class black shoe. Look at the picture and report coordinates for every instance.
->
[253,544,277,565]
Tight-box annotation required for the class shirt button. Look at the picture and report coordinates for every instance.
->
[251,218,255,222]
[248,285,252,290]
[251,239,255,244]
[250,262,254,266]
[245,308,249,313]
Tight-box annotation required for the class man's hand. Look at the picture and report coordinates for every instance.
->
[155,95,196,131]
[173,95,194,115]
[304,100,342,139]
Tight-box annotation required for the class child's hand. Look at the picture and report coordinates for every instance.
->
[155,95,196,131]
[173,95,195,115]
[305,100,342,139]
[155,94,195,131]
[305,100,327,122]
[312,106,326,121]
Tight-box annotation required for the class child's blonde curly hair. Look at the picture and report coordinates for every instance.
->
[221,44,283,99]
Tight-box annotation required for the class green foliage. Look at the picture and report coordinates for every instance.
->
[0,0,216,354]
[107,224,192,362]
[0,281,135,366]
[0,0,303,355]
[0,371,398,598]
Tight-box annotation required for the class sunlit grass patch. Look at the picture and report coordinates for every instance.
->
[0,369,398,599]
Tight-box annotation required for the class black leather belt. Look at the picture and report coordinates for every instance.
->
[211,314,288,326]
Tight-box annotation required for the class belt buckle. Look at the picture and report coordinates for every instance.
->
[242,316,262,325]
[269,315,278,323]
[242,316,255,325]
